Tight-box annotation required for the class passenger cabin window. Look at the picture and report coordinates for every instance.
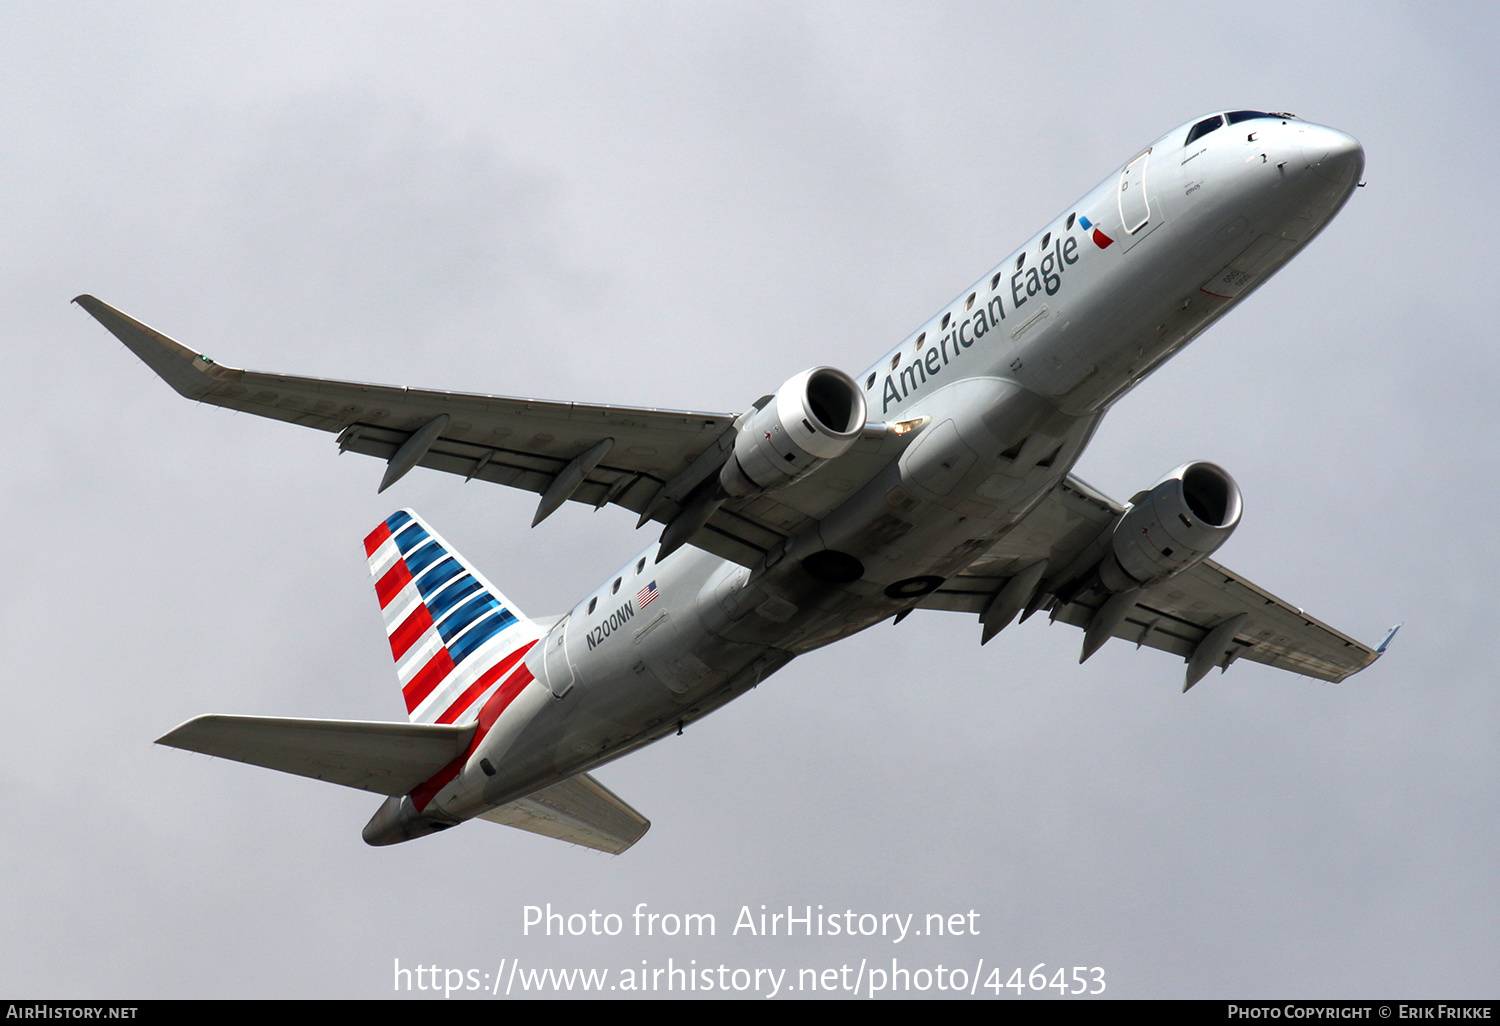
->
[611,578,621,594]
[940,313,950,329]
[1185,115,1224,145]
[636,558,646,574]
[587,597,597,614]
[865,372,876,389]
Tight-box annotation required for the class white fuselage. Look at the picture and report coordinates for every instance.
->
[399,113,1364,831]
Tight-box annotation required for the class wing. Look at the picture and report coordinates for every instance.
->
[77,296,907,568]
[921,473,1381,686]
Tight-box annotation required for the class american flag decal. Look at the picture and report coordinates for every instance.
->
[637,581,658,608]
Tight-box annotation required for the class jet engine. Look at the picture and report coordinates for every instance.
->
[1098,462,1243,592]
[719,367,867,497]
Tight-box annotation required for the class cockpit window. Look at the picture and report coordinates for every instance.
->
[1225,110,1276,124]
[1185,115,1224,145]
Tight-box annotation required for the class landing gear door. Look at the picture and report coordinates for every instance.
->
[1116,148,1162,252]
[542,615,577,698]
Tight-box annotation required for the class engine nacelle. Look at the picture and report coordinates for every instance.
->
[1099,462,1243,592]
[719,367,867,497]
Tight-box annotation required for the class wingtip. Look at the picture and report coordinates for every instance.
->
[617,823,651,854]
[72,294,114,318]
[75,295,228,400]
[155,714,212,748]
[1375,622,1402,656]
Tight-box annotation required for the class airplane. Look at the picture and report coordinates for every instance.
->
[78,110,1393,855]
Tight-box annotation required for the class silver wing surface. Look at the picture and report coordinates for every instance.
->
[920,474,1380,684]
[77,296,909,568]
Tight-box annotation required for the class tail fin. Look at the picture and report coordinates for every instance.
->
[364,510,542,725]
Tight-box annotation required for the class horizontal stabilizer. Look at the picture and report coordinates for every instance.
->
[157,715,476,797]
[479,772,649,854]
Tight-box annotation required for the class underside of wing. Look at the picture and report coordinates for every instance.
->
[78,295,902,568]
[1053,558,1377,682]
[77,295,732,510]
[922,473,1380,685]
[157,715,477,796]
[479,771,649,854]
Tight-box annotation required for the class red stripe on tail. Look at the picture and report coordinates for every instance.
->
[364,522,393,557]
[403,647,456,713]
[389,604,434,661]
[434,641,537,725]
[375,560,413,609]
[410,661,536,811]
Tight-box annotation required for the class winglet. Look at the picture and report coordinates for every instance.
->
[1375,622,1402,656]
[73,295,229,400]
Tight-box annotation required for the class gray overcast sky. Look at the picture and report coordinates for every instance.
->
[3,1,1497,999]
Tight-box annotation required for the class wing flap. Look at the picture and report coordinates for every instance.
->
[479,772,649,854]
[157,714,477,796]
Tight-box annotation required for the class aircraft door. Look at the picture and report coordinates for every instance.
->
[541,615,577,698]
[1118,149,1150,232]
[1115,149,1162,252]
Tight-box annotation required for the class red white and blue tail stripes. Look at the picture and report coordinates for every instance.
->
[364,510,541,726]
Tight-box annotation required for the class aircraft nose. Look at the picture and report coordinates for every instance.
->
[1303,126,1365,186]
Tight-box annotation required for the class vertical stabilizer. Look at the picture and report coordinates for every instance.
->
[364,510,542,725]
